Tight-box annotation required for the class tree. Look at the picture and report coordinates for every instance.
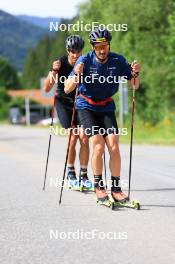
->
[0,87,11,119]
[0,57,20,89]
[163,11,175,112]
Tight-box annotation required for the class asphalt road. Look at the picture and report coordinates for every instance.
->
[0,125,175,264]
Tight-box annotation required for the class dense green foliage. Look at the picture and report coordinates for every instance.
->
[0,57,20,89]
[0,87,11,119]
[0,57,20,119]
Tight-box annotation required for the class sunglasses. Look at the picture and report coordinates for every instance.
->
[94,44,109,51]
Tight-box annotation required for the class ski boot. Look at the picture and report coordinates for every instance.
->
[67,169,80,191]
[94,176,114,210]
[79,169,94,192]
[112,187,140,210]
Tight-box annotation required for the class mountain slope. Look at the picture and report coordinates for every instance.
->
[0,10,47,71]
[17,15,60,29]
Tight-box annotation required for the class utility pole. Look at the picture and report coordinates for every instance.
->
[119,83,128,128]
[25,97,30,125]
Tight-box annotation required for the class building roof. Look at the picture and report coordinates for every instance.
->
[7,89,53,106]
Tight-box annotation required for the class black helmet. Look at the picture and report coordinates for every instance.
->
[66,35,84,52]
[89,28,112,44]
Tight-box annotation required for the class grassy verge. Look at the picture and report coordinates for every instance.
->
[49,120,175,145]
[120,119,175,145]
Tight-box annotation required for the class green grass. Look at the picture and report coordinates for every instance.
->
[120,119,175,145]
[49,120,175,145]
[0,119,9,124]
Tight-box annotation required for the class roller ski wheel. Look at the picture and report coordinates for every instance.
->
[130,199,140,210]
[79,184,83,192]
[114,199,140,210]
[96,196,115,210]
[95,189,115,210]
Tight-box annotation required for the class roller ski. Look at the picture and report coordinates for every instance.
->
[112,188,140,210]
[67,168,94,192]
[79,169,94,192]
[95,188,115,210]
[94,176,115,210]
[67,168,80,191]
[115,199,140,210]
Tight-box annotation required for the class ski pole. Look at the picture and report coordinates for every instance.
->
[103,151,107,190]
[43,71,58,191]
[59,86,79,205]
[128,61,137,200]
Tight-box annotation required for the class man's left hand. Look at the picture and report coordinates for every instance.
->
[131,61,140,76]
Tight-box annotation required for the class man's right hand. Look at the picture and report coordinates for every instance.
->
[64,62,84,94]
[74,62,84,75]
[52,60,61,72]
